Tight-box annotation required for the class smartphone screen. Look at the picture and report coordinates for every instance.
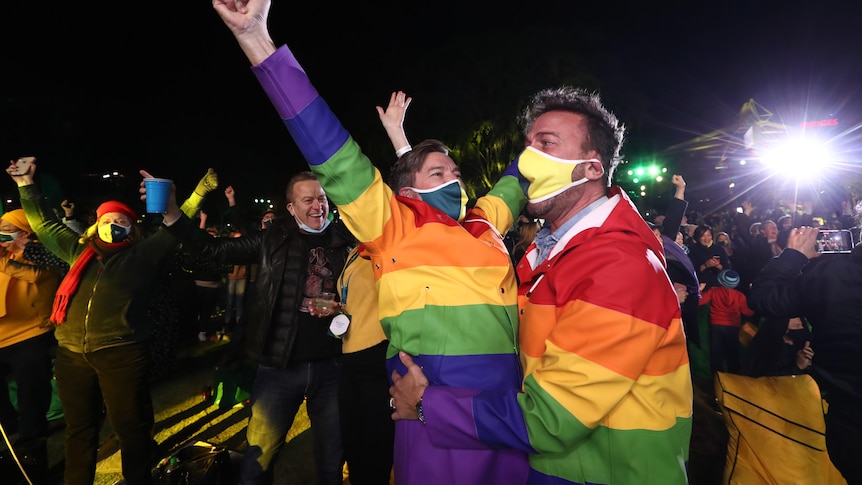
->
[816,229,854,253]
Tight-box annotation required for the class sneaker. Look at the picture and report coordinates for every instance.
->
[198,331,208,342]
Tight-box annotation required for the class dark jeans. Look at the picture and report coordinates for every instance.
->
[0,332,55,442]
[224,278,247,325]
[54,344,154,485]
[195,284,221,333]
[340,341,394,485]
[242,357,343,485]
[710,324,741,374]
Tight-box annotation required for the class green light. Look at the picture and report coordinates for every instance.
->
[648,166,659,176]
[635,168,645,176]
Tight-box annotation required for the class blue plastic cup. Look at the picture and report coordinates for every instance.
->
[144,178,173,214]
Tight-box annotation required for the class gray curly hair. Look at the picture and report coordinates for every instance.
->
[520,86,625,187]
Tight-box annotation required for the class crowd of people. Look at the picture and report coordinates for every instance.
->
[0,1,860,484]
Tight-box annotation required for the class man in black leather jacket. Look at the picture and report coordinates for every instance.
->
[160,171,354,485]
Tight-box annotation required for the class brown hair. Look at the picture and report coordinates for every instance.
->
[512,220,540,255]
[285,171,319,203]
[387,139,450,192]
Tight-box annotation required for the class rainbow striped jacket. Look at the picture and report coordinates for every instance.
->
[423,188,693,484]
[252,46,529,485]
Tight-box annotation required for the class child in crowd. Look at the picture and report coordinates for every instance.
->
[700,269,754,374]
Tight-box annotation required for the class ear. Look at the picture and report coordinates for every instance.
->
[398,187,422,201]
[286,202,295,217]
[584,152,604,181]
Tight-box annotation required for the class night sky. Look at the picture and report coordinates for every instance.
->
[3,1,861,221]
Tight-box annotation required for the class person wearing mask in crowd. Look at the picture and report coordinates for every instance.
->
[259,209,276,230]
[211,5,529,483]
[7,160,195,485]
[747,226,862,484]
[156,170,354,485]
[0,209,62,483]
[742,316,814,377]
[389,85,692,483]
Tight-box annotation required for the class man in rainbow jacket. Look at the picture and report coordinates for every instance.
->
[212,1,530,484]
[391,88,694,484]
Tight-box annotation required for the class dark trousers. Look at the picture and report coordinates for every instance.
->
[710,324,741,374]
[55,344,155,485]
[242,357,343,485]
[194,284,221,333]
[0,332,55,442]
[340,341,394,485]
[825,397,862,485]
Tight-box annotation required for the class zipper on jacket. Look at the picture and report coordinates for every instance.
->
[82,267,104,353]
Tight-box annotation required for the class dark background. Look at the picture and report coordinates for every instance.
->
[3,1,861,223]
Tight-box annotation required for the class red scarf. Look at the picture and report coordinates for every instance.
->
[49,237,132,324]
[52,200,139,324]
[50,247,96,324]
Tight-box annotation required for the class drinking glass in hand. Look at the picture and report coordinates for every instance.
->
[312,292,336,313]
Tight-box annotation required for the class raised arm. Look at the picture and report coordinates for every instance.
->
[179,168,219,218]
[212,0,277,66]
[375,91,413,156]
[661,174,688,239]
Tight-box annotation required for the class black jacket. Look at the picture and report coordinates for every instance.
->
[748,247,862,405]
[169,215,353,367]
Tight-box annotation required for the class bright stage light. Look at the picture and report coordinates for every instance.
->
[759,137,834,175]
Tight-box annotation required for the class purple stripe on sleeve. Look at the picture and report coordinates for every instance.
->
[252,45,318,120]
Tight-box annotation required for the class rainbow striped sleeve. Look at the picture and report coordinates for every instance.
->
[423,233,692,484]
[252,46,389,244]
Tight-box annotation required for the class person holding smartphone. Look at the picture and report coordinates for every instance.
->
[687,224,732,290]
[748,226,862,484]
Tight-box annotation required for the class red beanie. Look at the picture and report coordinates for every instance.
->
[96,201,137,220]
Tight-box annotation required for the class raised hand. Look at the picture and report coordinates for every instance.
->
[212,0,276,65]
[786,226,821,260]
[375,91,412,154]
[6,156,36,186]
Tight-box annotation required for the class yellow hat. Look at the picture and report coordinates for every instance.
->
[0,209,32,234]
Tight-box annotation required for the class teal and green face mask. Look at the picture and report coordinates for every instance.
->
[517,146,603,203]
[409,179,468,222]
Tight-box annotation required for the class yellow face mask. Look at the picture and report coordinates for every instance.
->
[517,147,603,203]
